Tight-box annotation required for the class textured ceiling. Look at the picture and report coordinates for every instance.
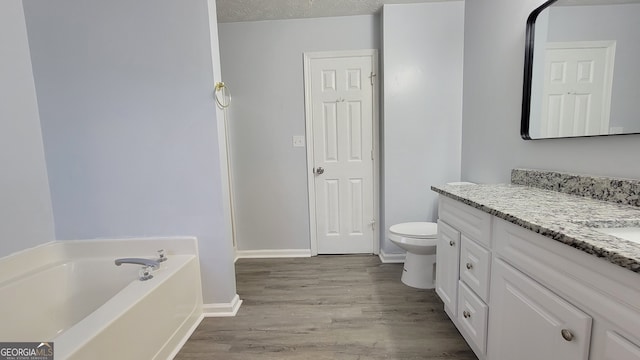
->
[216,0,453,23]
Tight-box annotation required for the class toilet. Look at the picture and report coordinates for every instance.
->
[389,222,438,289]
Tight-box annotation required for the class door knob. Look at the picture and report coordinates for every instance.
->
[314,167,325,175]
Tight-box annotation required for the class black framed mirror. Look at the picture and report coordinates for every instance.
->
[522,0,640,140]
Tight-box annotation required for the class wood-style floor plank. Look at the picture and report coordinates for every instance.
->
[175,255,477,359]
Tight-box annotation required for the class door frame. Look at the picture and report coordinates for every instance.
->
[303,49,379,256]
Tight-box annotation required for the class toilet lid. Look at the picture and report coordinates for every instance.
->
[389,222,438,238]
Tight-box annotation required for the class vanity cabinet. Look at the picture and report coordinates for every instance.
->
[436,195,640,360]
[436,197,492,358]
[490,217,640,360]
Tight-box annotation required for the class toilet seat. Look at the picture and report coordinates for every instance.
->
[389,222,438,239]
[388,222,438,252]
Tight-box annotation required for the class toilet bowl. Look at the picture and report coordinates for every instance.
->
[389,222,438,289]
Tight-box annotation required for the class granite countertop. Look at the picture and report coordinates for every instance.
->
[431,183,640,273]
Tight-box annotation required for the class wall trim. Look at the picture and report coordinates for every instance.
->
[235,249,312,261]
[378,249,406,263]
[202,294,243,317]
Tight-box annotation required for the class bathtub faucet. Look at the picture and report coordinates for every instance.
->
[115,258,160,281]
[114,258,160,269]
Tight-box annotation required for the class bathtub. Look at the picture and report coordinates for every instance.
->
[0,237,203,359]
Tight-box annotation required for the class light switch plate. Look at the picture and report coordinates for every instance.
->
[292,135,305,147]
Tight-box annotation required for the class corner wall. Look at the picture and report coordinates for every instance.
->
[0,0,55,257]
[381,2,464,253]
[461,0,640,183]
[23,0,236,304]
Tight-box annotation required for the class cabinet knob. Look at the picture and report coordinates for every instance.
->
[466,263,473,270]
[561,329,574,342]
[463,310,471,319]
[449,240,455,246]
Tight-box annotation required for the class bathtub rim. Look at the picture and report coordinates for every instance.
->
[0,236,199,286]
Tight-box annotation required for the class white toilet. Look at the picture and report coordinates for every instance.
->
[389,222,438,289]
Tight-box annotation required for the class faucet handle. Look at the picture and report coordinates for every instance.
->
[157,249,167,262]
[139,266,154,281]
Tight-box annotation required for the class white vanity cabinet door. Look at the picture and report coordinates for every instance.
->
[459,235,491,302]
[436,220,461,318]
[602,331,640,360]
[488,258,592,360]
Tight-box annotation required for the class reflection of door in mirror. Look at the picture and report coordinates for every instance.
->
[522,0,640,140]
[539,41,615,137]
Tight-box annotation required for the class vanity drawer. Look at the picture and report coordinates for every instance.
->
[460,235,491,302]
[439,196,491,247]
[457,280,489,356]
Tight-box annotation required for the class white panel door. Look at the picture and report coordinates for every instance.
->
[540,41,615,137]
[308,54,375,254]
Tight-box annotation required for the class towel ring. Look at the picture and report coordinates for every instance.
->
[215,82,231,109]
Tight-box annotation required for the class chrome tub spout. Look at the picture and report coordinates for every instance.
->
[114,258,160,269]
[115,258,160,281]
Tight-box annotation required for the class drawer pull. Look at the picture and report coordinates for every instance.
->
[561,329,574,342]
[463,310,471,319]
[466,263,473,270]
[449,240,455,246]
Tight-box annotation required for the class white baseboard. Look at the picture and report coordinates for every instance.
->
[235,249,312,260]
[379,249,406,263]
[203,294,243,317]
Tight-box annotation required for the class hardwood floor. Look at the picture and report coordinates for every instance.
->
[175,255,477,360]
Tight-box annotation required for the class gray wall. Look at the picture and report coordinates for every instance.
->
[381,2,464,253]
[461,0,640,184]
[219,16,379,251]
[548,4,640,132]
[0,0,56,258]
[23,0,236,304]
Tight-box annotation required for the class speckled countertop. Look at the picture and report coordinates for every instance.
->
[431,183,640,273]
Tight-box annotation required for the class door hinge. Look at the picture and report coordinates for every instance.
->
[371,149,374,160]
[369,72,377,86]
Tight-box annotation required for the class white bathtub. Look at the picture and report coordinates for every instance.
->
[0,238,203,359]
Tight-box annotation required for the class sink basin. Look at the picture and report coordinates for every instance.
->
[593,227,640,245]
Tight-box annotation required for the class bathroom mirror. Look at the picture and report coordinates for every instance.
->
[521,0,640,139]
